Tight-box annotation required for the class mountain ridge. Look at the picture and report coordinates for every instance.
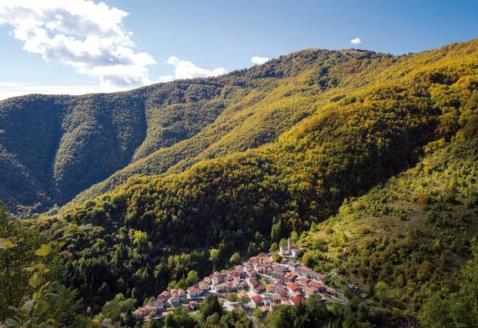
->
[0,47,395,215]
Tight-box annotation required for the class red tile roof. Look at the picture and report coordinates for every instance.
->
[291,294,305,304]
[286,282,301,292]
[251,295,263,303]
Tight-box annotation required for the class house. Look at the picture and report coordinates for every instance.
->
[187,286,203,299]
[262,293,272,305]
[271,265,288,279]
[152,299,166,311]
[296,266,320,280]
[286,282,302,295]
[270,293,282,304]
[302,285,319,296]
[296,277,310,286]
[138,304,157,317]
[291,294,305,305]
[246,277,259,289]
[231,281,242,291]
[198,281,210,291]
[133,308,150,319]
[309,280,327,293]
[284,272,298,281]
[245,266,257,277]
[274,284,288,297]
[159,291,170,299]
[252,282,265,293]
[229,270,242,282]
[177,289,186,300]
[250,295,264,307]
[238,280,248,290]
[265,283,276,293]
[168,296,180,307]
[215,282,230,293]
[212,272,225,286]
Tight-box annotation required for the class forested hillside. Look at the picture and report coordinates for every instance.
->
[1,48,394,215]
[0,39,477,327]
[297,119,478,326]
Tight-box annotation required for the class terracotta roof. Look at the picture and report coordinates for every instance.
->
[286,282,301,291]
[251,295,263,303]
[291,294,305,304]
[309,280,323,288]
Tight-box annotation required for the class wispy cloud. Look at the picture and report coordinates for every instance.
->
[350,37,362,45]
[0,0,155,88]
[0,81,125,100]
[251,56,270,65]
[159,56,227,82]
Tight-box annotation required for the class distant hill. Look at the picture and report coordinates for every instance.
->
[0,48,394,215]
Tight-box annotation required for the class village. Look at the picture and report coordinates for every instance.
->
[133,239,347,321]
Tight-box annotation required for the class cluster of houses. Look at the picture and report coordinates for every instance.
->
[133,244,345,320]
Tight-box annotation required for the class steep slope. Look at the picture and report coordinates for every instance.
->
[35,39,478,317]
[0,49,393,215]
[297,117,478,325]
[73,49,397,204]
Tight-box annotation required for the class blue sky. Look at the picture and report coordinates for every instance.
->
[0,0,477,98]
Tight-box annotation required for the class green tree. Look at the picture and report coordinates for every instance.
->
[270,219,283,242]
[230,252,241,265]
[186,270,199,285]
[200,295,223,319]
[100,293,136,322]
[209,249,220,271]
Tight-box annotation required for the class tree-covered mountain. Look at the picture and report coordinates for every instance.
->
[1,48,394,215]
[1,39,478,327]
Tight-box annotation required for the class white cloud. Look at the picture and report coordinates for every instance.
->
[251,56,269,65]
[160,56,227,81]
[0,0,155,87]
[350,37,362,45]
[0,81,126,100]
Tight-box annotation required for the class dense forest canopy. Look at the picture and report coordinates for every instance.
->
[1,48,391,215]
[0,39,478,327]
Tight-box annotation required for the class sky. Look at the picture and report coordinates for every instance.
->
[0,0,477,99]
